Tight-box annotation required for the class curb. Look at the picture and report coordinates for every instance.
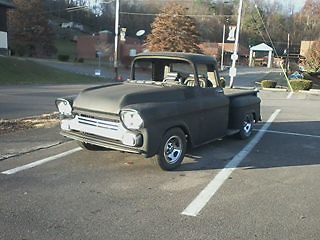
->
[299,89,320,95]
[260,88,288,92]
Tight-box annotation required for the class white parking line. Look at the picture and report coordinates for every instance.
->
[287,92,293,99]
[181,109,281,217]
[1,147,82,175]
[254,129,320,139]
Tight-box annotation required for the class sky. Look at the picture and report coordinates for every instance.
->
[268,0,306,12]
[86,0,307,13]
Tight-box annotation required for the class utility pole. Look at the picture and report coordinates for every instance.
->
[114,0,120,80]
[229,0,243,88]
[221,24,226,71]
[286,33,290,73]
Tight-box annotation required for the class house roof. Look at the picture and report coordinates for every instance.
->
[250,43,273,51]
[199,42,250,57]
[0,0,15,8]
[219,43,249,56]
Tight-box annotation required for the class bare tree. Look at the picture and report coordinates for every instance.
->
[304,41,320,72]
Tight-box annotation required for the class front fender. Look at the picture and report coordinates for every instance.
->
[140,119,192,158]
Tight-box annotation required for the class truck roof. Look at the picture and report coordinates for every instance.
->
[136,52,217,65]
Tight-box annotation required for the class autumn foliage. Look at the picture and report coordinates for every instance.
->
[304,41,320,73]
[146,3,202,53]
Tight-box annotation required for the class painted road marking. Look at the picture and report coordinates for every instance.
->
[254,129,320,139]
[181,109,281,217]
[286,92,293,99]
[1,147,82,175]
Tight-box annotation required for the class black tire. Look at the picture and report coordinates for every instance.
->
[154,128,187,171]
[238,114,254,139]
[78,141,106,151]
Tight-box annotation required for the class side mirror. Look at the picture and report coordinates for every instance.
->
[219,77,226,88]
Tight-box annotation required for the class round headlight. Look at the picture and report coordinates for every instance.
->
[56,99,72,116]
[121,110,144,130]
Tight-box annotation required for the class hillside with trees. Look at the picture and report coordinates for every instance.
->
[7,0,320,58]
[9,0,56,57]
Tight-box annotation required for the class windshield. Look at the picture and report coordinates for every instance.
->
[131,58,195,85]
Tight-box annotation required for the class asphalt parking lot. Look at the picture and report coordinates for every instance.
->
[0,91,320,240]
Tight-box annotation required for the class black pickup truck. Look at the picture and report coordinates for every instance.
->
[56,52,261,170]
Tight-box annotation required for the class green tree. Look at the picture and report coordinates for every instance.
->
[241,1,266,46]
[9,0,56,57]
[146,3,202,53]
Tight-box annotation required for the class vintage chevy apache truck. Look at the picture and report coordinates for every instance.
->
[56,52,261,170]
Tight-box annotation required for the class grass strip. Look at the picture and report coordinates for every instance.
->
[0,56,104,85]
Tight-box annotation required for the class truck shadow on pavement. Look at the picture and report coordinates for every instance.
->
[176,121,320,172]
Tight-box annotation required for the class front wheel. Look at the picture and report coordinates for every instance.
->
[238,114,254,139]
[154,128,187,171]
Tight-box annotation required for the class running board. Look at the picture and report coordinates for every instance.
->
[226,129,240,136]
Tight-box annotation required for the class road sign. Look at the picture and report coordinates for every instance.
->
[231,53,238,61]
[227,26,236,41]
[229,67,237,78]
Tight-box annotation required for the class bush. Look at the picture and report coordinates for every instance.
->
[303,72,312,80]
[289,79,313,91]
[261,80,277,88]
[58,54,70,62]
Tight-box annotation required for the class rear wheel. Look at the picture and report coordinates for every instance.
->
[238,114,254,139]
[154,128,186,171]
[78,141,106,151]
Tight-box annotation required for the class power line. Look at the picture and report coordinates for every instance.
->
[120,11,235,18]
[250,13,267,43]
[253,0,293,91]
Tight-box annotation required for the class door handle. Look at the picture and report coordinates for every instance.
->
[217,89,224,93]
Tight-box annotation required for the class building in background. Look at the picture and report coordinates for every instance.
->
[76,31,143,67]
[199,42,249,66]
[0,0,14,55]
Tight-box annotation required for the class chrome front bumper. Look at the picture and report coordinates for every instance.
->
[60,115,143,148]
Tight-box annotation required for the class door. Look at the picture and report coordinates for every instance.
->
[194,87,229,145]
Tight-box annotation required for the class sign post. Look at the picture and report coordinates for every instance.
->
[229,0,243,88]
[114,0,120,80]
[221,25,226,71]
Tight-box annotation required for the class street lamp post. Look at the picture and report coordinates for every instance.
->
[114,0,120,80]
[221,24,226,71]
[229,0,243,88]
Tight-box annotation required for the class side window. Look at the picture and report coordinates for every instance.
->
[165,62,196,87]
[206,64,218,88]
[197,64,208,76]
[196,64,219,88]
[133,61,153,81]
[207,71,218,88]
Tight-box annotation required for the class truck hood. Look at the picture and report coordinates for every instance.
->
[73,82,187,114]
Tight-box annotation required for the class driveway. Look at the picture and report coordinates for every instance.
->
[0,68,283,119]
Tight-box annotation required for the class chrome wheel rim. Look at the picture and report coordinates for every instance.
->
[243,119,252,134]
[164,135,183,164]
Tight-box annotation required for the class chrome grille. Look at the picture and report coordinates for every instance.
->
[77,115,120,131]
